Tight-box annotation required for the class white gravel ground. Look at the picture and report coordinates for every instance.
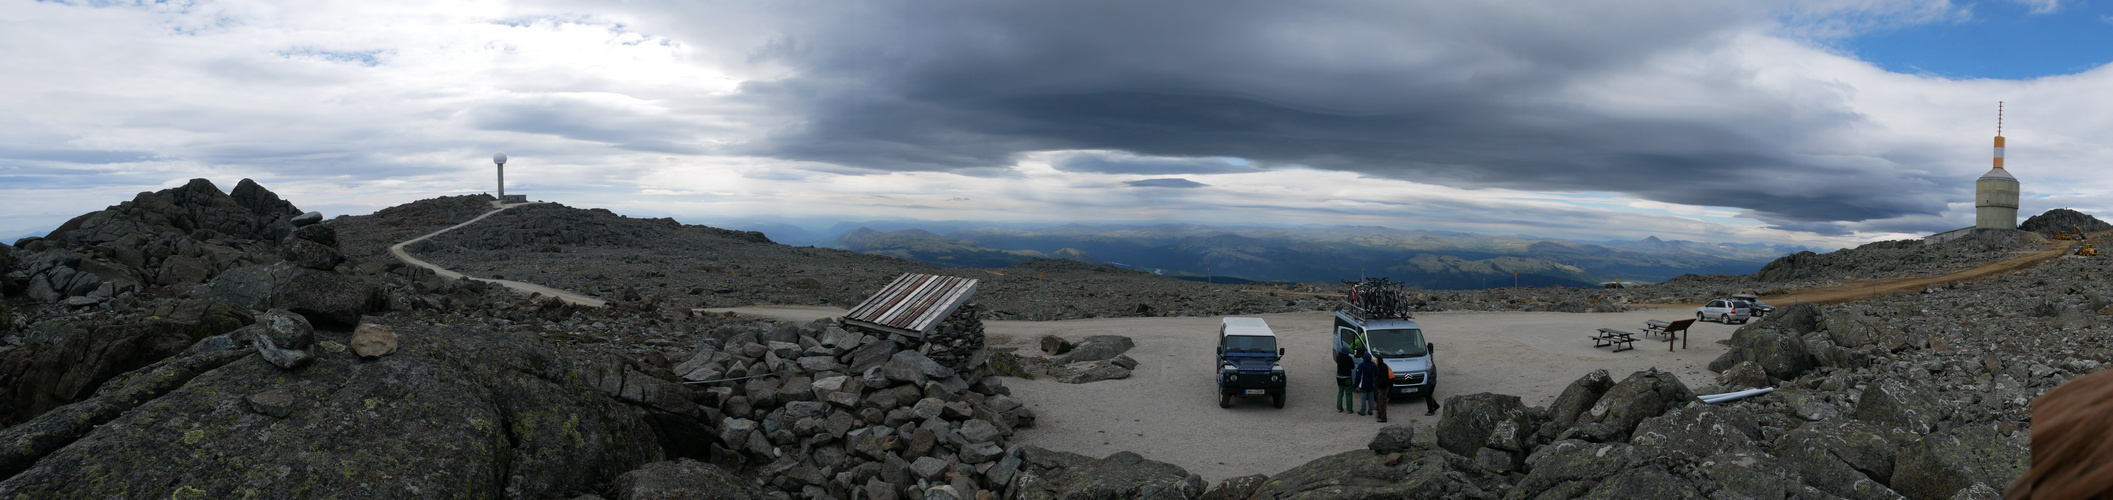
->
[713,305,1741,486]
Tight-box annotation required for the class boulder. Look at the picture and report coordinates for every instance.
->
[350,323,400,358]
[1546,369,1613,430]
[1855,378,1947,435]
[243,309,316,369]
[1201,474,1269,500]
[1434,392,1538,462]
[1579,369,1697,440]
[281,237,345,270]
[608,458,767,500]
[1773,301,1826,335]
[1244,448,1498,499]
[1778,427,1907,500]
[198,264,385,327]
[1369,424,1417,454]
[1890,424,2028,500]
[1718,360,1772,389]
[1052,360,1132,384]
[1050,335,1134,364]
[1709,323,1815,381]
[1039,335,1073,356]
[1010,447,1206,500]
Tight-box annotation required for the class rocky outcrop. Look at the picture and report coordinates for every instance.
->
[2019,208,2112,237]
[1709,320,1815,382]
[0,299,252,425]
[1248,448,1500,499]
[0,317,667,499]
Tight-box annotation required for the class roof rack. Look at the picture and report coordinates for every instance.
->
[1340,277,1414,319]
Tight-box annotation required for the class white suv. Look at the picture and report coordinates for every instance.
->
[1696,299,1752,324]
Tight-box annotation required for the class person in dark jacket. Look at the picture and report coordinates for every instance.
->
[1353,350,1377,416]
[1335,347,1355,413]
[1369,353,1390,423]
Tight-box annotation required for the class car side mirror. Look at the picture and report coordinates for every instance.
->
[1278,348,1285,356]
[1216,347,1223,355]
[1427,342,1435,353]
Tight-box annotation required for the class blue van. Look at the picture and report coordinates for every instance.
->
[1332,309,1435,400]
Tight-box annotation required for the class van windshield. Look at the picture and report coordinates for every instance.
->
[1367,328,1427,357]
[1223,335,1277,353]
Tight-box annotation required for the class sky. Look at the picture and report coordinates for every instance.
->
[4,0,2113,250]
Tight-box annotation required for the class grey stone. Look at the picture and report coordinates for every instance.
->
[1368,424,1416,454]
[1050,335,1134,364]
[1855,378,1947,434]
[910,456,949,480]
[958,419,1000,444]
[1547,369,1613,430]
[1630,404,1762,464]
[1434,392,1537,457]
[247,309,316,369]
[245,389,296,418]
[960,442,1005,464]
[1719,360,1772,389]
[1580,368,1696,440]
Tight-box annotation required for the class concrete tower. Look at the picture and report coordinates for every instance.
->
[1976,103,2019,230]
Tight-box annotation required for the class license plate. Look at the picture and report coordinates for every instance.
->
[1244,389,1265,395]
[1398,388,1414,394]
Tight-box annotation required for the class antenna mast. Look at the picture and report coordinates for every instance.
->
[1998,101,2003,136]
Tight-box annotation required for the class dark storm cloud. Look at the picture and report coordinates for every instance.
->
[633,0,1958,226]
[465,97,713,155]
[1124,178,1206,188]
[1052,152,1256,175]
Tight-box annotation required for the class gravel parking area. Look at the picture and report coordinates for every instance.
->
[712,304,1743,485]
[989,307,1738,484]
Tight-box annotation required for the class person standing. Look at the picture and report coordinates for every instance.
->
[1371,353,1391,423]
[1334,345,1355,413]
[1353,349,1377,416]
[1426,383,1443,416]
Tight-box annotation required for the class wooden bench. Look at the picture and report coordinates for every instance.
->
[1643,319,1697,351]
[1590,328,1637,352]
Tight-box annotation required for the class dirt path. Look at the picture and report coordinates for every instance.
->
[388,201,608,308]
[1760,236,2075,306]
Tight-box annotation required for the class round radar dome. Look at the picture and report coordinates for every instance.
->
[493,152,508,165]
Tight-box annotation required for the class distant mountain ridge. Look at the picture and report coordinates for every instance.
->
[821,223,1805,289]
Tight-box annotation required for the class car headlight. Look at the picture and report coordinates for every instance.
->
[1228,374,1239,382]
[1222,365,1236,372]
[1270,374,1281,382]
[1271,364,1284,372]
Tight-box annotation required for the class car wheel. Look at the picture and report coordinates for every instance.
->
[1219,392,1231,409]
[1696,312,1706,322]
[1272,393,1285,409]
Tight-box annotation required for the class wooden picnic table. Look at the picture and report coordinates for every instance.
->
[1590,328,1637,352]
[1643,318,1696,351]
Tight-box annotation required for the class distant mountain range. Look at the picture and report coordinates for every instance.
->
[730,221,1809,289]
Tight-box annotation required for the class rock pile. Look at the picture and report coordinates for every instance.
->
[670,312,1038,499]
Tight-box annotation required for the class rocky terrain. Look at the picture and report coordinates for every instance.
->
[0,181,2093,498]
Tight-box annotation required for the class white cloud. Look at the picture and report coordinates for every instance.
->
[2,0,2108,253]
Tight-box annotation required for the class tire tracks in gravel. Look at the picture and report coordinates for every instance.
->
[387,201,608,308]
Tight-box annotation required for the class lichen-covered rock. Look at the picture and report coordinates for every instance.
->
[1579,369,1696,440]
[1778,429,1906,500]
[1248,448,1499,500]
[1630,404,1761,464]
[1011,447,1206,500]
[197,264,385,327]
[0,318,666,499]
[1049,335,1134,364]
[1855,378,1947,435]
[1719,360,1771,389]
[608,458,767,500]
[1889,424,2028,500]
[1200,474,1268,500]
[1575,464,1702,500]
[0,299,252,424]
[1508,440,1639,500]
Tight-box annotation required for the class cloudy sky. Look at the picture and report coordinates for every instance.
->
[4,0,2113,249]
